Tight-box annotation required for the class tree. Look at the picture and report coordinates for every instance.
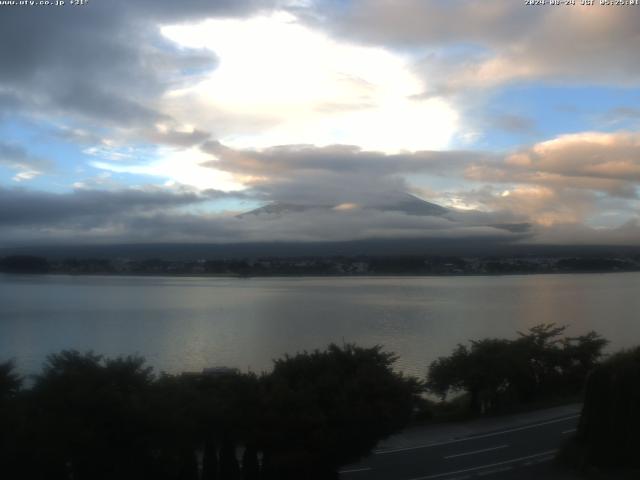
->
[181,369,262,480]
[27,351,156,480]
[259,344,422,479]
[0,361,23,477]
[560,331,609,391]
[141,372,201,480]
[427,325,608,414]
[427,339,516,413]
[0,361,21,401]
[3,344,423,479]
[571,347,640,469]
[510,323,569,402]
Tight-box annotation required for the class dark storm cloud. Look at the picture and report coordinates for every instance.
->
[0,186,238,226]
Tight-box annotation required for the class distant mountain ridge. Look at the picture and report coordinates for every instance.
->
[238,193,448,218]
[3,241,640,262]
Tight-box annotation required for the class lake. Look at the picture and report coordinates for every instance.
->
[1,272,639,378]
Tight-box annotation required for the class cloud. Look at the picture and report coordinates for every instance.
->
[599,107,640,128]
[201,132,640,230]
[160,11,459,152]
[93,146,246,192]
[0,186,235,227]
[450,185,598,227]
[0,186,520,246]
[0,142,53,182]
[489,114,536,134]
[427,131,640,228]
[145,126,212,148]
[0,3,461,152]
[531,219,640,246]
[310,1,640,93]
[200,142,489,206]
[204,142,480,175]
[466,132,640,198]
[5,129,634,245]
[0,164,634,247]
[2,1,640,248]
[0,0,277,136]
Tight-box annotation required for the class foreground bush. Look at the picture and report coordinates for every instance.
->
[0,344,421,480]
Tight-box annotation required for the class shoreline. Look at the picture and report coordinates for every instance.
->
[2,269,640,279]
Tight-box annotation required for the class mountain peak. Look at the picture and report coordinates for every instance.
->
[238,193,448,218]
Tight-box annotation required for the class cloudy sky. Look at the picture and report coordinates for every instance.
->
[2,0,640,246]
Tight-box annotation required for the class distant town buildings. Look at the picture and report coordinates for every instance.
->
[2,254,640,276]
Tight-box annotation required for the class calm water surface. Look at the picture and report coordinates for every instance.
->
[1,273,639,377]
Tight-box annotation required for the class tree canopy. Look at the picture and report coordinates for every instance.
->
[572,347,640,469]
[426,324,607,414]
[0,344,420,480]
[261,344,422,479]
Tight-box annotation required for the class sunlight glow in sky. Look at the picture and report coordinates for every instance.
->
[161,12,459,153]
[92,147,245,192]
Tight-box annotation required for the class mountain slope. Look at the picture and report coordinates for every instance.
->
[239,193,448,218]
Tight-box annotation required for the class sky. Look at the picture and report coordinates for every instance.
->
[2,0,640,247]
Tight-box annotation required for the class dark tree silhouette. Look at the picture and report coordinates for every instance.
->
[260,344,422,479]
[0,360,21,400]
[0,361,23,477]
[147,373,202,480]
[427,325,607,414]
[427,339,516,413]
[185,370,261,480]
[571,347,640,469]
[1,344,422,480]
[27,351,156,480]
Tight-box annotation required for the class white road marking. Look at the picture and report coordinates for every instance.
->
[375,415,579,455]
[339,467,372,474]
[444,444,508,460]
[406,450,558,480]
[562,428,577,434]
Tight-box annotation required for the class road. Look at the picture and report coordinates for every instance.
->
[339,411,580,480]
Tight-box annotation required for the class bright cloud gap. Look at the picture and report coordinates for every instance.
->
[160,11,459,154]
